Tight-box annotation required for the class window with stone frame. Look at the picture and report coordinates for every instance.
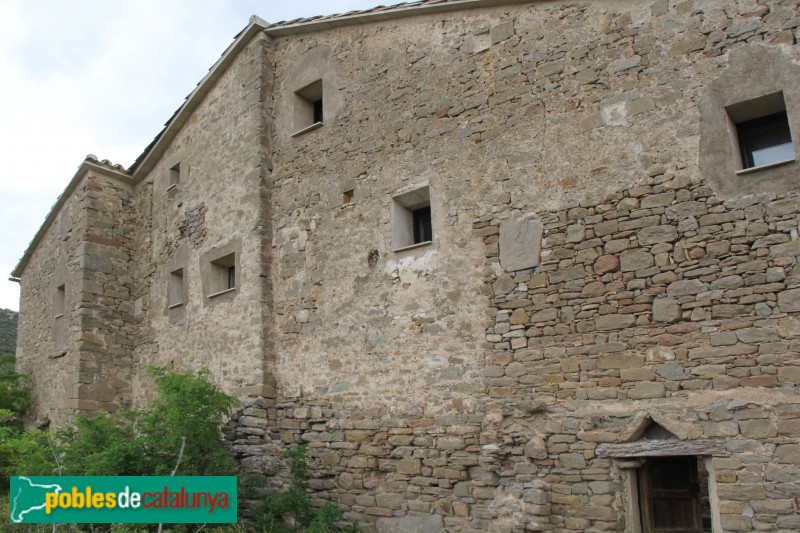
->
[209,252,236,296]
[727,91,795,171]
[292,79,323,136]
[168,268,185,308]
[392,185,433,251]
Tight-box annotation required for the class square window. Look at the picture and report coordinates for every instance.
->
[726,91,795,171]
[168,268,184,308]
[209,253,236,296]
[293,80,323,136]
[736,113,793,169]
[392,186,433,251]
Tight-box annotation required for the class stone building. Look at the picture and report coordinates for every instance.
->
[11,0,800,531]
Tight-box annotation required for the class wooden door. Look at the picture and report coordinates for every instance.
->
[638,457,703,533]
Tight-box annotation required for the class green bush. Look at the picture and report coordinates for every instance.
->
[253,445,361,533]
[0,354,30,425]
[0,367,238,480]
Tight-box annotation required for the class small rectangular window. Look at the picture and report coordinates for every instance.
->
[293,80,324,136]
[168,268,184,308]
[209,253,236,296]
[736,113,793,169]
[54,284,65,318]
[227,265,236,290]
[343,189,355,205]
[169,162,181,187]
[392,186,433,251]
[412,206,432,244]
[727,91,795,171]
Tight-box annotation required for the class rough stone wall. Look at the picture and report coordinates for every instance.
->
[16,169,136,427]
[13,0,800,531]
[16,191,80,427]
[131,34,274,402]
[72,173,137,416]
[478,176,800,532]
[261,1,800,532]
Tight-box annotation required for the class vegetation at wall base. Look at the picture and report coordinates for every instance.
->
[1,367,238,497]
[253,445,362,533]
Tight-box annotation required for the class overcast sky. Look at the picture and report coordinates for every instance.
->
[0,0,383,311]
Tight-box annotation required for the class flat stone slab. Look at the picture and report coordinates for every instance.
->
[500,218,543,271]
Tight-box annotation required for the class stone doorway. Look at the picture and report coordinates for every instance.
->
[636,456,711,533]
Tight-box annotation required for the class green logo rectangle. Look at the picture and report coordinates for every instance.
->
[9,476,237,524]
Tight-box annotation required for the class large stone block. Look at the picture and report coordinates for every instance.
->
[652,298,681,323]
[500,219,543,272]
[620,250,654,272]
[778,288,800,312]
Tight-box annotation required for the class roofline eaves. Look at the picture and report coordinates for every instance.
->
[11,160,133,279]
[263,0,534,36]
[129,18,269,180]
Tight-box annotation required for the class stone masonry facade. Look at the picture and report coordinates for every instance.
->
[12,1,800,532]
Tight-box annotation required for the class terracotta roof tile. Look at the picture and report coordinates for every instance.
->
[264,0,457,30]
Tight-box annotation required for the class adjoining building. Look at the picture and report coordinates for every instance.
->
[12,1,800,531]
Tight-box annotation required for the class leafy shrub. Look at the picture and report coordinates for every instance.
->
[0,354,30,425]
[253,445,361,533]
[0,367,237,480]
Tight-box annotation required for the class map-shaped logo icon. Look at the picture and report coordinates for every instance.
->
[10,476,63,523]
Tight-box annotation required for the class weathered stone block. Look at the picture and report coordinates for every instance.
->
[620,250,654,272]
[778,288,800,312]
[735,328,778,344]
[627,383,666,399]
[396,458,421,474]
[595,314,636,331]
[668,279,707,296]
[598,354,644,369]
[652,298,681,323]
[559,453,587,469]
[524,438,548,459]
[655,362,687,381]
[594,254,620,273]
[500,219,543,272]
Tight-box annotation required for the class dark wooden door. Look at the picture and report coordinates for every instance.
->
[638,457,703,533]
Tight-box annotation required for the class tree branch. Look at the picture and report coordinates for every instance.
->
[158,436,187,533]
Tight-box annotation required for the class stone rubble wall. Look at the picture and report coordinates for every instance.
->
[479,175,800,532]
[71,173,137,416]
[226,177,800,532]
[16,171,137,427]
[250,1,800,531]
[130,34,274,403]
[13,0,800,531]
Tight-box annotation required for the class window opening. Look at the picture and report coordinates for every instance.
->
[227,265,236,290]
[413,206,432,244]
[392,186,433,251]
[736,112,793,169]
[169,162,181,187]
[168,268,184,307]
[293,80,324,135]
[726,91,795,170]
[54,284,65,318]
[209,253,236,296]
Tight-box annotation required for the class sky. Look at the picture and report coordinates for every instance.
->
[0,0,383,312]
